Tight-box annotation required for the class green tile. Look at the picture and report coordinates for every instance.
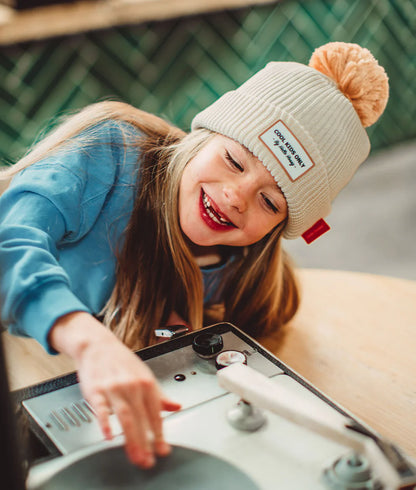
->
[0,0,414,165]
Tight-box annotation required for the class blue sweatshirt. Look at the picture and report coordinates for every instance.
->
[0,121,226,353]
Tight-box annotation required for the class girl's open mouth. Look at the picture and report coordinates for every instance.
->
[200,190,236,230]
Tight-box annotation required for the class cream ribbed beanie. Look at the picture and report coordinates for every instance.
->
[191,42,389,241]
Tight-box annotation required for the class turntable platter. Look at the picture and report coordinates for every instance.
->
[29,444,259,489]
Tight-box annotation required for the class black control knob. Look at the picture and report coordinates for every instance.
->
[192,333,224,359]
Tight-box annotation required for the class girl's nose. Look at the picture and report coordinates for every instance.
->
[223,184,247,213]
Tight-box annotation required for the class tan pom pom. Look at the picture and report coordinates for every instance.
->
[309,42,389,127]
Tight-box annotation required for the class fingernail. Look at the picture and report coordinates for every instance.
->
[155,440,171,456]
[144,454,155,468]
[128,447,153,468]
[139,451,155,468]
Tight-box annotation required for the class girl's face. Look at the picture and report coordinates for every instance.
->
[179,134,288,249]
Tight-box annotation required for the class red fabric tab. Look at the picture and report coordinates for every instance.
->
[301,219,330,244]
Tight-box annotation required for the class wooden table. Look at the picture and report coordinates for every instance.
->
[262,269,416,461]
[3,268,416,460]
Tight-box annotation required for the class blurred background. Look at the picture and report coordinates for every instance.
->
[0,0,415,279]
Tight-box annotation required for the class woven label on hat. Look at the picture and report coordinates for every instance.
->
[302,219,330,244]
[259,120,315,181]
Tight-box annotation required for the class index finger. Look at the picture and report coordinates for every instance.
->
[142,383,171,457]
[110,387,155,468]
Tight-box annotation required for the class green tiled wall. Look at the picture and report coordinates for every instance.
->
[0,0,415,166]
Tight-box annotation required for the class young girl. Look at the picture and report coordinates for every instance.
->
[0,42,388,468]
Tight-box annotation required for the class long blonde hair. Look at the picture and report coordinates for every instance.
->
[103,129,212,347]
[1,101,299,348]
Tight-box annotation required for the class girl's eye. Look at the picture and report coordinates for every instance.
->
[225,151,244,172]
[262,193,278,213]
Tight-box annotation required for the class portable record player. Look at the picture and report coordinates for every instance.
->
[13,322,416,489]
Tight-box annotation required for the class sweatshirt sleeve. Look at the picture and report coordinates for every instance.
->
[0,121,130,353]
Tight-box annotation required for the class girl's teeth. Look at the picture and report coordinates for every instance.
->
[207,208,221,224]
[203,193,229,225]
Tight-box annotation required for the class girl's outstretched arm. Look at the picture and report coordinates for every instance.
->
[0,120,181,467]
[49,311,181,468]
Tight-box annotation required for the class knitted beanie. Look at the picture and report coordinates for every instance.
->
[191,42,389,241]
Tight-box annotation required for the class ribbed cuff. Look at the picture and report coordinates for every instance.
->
[15,282,91,354]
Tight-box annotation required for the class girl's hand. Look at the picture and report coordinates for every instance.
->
[49,311,181,468]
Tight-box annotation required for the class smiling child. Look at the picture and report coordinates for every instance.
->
[0,42,388,469]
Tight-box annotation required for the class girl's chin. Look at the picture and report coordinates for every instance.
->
[182,226,225,250]
[184,233,219,249]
